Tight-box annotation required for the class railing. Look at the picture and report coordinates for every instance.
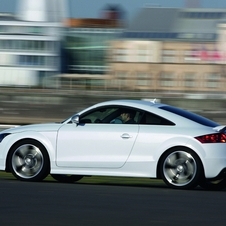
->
[1,72,226,94]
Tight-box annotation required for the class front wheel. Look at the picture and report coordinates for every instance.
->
[8,139,50,182]
[159,148,202,189]
[51,174,83,183]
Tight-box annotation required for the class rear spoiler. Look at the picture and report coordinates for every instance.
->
[213,125,226,133]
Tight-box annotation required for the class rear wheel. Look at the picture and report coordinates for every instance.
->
[159,148,202,189]
[51,174,83,183]
[8,139,50,182]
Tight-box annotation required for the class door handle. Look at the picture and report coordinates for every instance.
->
[121,133,132,139]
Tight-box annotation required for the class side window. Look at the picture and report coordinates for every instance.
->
[79,106,143,125]
[80,107,120,124]
[112,108,141,124]
[140,112,175,126]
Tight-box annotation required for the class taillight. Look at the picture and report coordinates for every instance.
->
[195,133,226,143]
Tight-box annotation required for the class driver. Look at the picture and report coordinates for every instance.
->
[120,110,136,124]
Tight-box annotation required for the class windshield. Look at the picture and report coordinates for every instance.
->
[160,105,219,127]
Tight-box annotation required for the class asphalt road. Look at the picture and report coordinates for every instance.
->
[0,177,226,226]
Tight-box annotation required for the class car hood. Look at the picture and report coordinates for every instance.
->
[0,123,63,134]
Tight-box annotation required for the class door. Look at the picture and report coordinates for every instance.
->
[56,123,139,168]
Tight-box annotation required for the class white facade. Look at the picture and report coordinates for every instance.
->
[17,0,67,22]
[217,23,226,64]
[113,40,162,63]
[0,0,68,87]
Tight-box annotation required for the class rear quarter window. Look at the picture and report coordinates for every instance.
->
[139,112,175,126]
[160,105,219,127]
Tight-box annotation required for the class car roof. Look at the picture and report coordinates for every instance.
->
[82,99,218,128]
[77,99,166,119]
[93,99,165,109]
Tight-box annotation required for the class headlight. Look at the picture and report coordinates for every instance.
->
[0,133,10,143]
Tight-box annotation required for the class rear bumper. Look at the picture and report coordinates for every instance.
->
[202,156,226,178]
[208,168,226,180]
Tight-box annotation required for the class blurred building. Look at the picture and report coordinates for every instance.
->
[0,0,67,86]
[1,2,226,94]
[107,7,226,93]
[60,6,124,89]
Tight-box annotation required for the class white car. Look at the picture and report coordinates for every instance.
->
[0,99,226,190]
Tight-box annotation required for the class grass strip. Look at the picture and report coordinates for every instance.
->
[0,171,165,187]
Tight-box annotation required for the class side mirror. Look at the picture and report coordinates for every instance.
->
[71,115,80,125]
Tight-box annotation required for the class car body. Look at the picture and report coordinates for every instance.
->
[0,99,226,190]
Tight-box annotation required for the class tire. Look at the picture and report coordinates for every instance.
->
[199,177,226,190]
[51,174,83,183]
[159,147,202,189]
[8,139,50,182]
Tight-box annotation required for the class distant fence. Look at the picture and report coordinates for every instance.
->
[2,72,226,94]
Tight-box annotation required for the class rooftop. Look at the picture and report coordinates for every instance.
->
[122,7,226,41]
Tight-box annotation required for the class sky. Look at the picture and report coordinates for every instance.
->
[1,0,226,20]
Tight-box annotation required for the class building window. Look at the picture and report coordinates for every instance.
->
[0,25,7,33]
[184,50,201,63]
[184,73,198,87]
[18,55,47,67]
[206,81,218,88]
[2,40,12,50]
[136,72,150,86]
[46,56,58,67]
[27,26,43,35]
[162,50,177,63]
[117,71,128,89]
[117,71,127,79]
[18,40,44,51]
[65,32,109,74]
[180,12,225,19]
[205,73,221,88]
[137,46,149,63]
[184,47,223,64]
[159,72,176,87]
[115,48,127,62]
[206,73,221,80]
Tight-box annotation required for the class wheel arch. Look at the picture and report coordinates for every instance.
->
[5,138,51,173]
[156,145,205,179]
